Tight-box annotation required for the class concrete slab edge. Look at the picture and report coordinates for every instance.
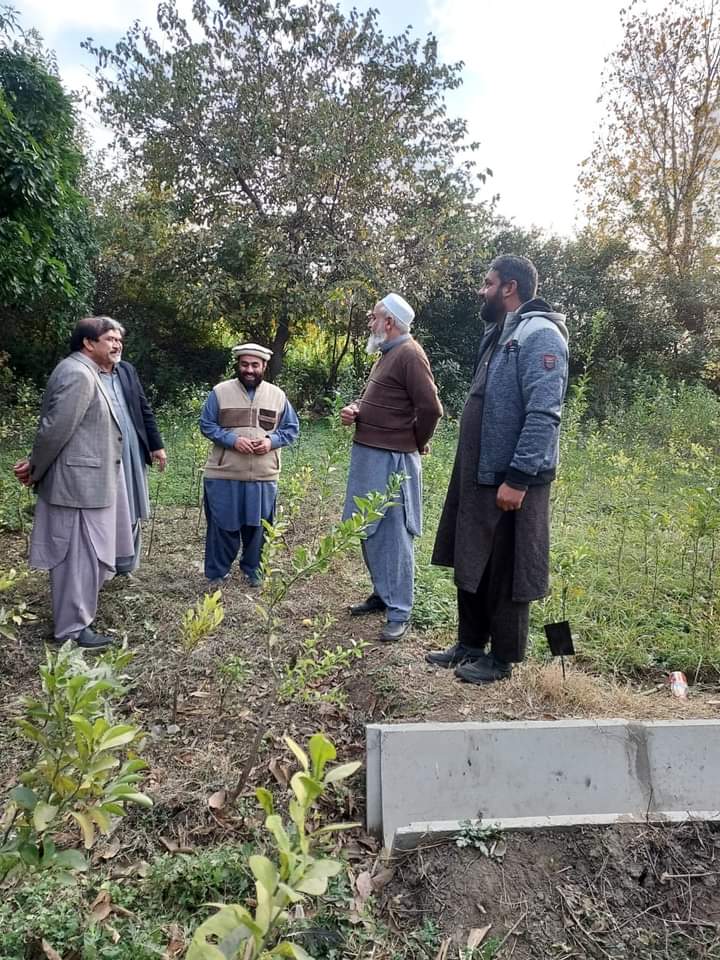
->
[392,810,720,851]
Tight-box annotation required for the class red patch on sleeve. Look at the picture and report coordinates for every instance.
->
[543,354,557,370]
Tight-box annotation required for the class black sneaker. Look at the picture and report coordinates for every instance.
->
[454,654,513,685]
[350,593,386,616]
[74,627,114,650]
[425,642,488,668]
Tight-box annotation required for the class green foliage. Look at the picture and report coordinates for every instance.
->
[0,566,35,639]
[188,733,360,960]
[455,820,506,860]
[279,617,368,705]
[85,0,489,378]
[181,590,225,654]
[0,642,151,883]
[0,22,96,379]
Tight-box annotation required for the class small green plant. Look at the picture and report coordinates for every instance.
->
[0,567,36,640]
[227,476,402,802]
[188,733,360,960]
[455,820,506,860]
[218,655,253,712]
[172,591,225,720]
[280,617,368,704]
[0,642,151,882]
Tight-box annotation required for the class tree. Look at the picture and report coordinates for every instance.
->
[0,8,96,379]
[579,0,720,337]
[84,0,489,377]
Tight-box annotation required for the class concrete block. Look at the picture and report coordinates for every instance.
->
[366,720,720,849]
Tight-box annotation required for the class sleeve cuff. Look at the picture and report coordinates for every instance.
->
[504,467,532,491]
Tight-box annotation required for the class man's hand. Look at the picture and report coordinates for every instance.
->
[233,436,256,454]
[420,444,430,456]
[13,458,32,487]
[151,449,168,472]
[496,482,526,512]
[251,437,272,455]
[340,403,360,426]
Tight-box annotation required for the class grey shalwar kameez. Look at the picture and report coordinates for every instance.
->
[29,465,134,640]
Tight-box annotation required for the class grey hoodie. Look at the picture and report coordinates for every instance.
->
[474,297,569,488]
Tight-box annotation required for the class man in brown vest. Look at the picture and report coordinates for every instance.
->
[200,343,299,586]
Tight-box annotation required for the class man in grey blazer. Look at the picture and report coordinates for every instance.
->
[14,317,136,648]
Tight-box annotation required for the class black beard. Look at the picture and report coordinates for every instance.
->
[481,299,504,325]
[239,373,264,388]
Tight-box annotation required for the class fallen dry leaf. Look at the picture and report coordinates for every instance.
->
[434,937,452,960]
[163,922,185,959]
[467,925,492,949]
[41,940,63,960]
[268,757,291,788]
[89,890,112,923]
[208,789,227,810]
[371,867,395,892]
[98,838,121,860]
[354,870,374,903]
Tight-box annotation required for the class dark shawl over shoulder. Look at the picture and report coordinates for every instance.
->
[115,361,164,465]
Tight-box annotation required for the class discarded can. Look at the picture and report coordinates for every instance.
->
[669,671,689,699]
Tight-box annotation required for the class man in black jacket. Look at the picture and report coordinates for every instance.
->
[92,317,167,572]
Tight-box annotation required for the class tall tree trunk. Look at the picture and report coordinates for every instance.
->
[267,299,290,382]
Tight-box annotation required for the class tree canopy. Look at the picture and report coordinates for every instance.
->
[0,9,95,378]
[85,0,489,375]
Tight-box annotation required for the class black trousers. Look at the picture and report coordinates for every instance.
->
[457,510,530,663]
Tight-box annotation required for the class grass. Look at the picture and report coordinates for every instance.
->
[3,377,720,677]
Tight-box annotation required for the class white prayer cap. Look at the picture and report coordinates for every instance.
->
[231,342,273,362]
[381,293,414,327]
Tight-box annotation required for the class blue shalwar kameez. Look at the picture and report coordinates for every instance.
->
[200,389,299,582]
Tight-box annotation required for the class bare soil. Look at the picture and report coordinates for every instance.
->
[2,507,720,957]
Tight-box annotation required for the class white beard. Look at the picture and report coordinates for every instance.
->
[366,332,387,354]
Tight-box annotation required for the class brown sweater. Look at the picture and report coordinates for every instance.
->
[353,338,443,453]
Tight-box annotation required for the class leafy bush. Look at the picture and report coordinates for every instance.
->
[0,642,151,882]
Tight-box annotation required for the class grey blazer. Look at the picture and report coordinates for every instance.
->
[30,352,124,509]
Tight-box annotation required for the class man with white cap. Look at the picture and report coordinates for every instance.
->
[200,343,299,586]
[340,294,443,641]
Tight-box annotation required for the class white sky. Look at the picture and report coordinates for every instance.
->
[16,0,669,236]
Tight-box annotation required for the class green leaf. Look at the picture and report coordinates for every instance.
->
[308,734,336,779]
[249,854,277,893]
[256,787,274,816]
[284,736,309,771]
[32,802,58,832]
[294,876,329,895]
[10,786,38,810]
[302,859,342,880]
[187,904,261,960]
[54,848,89,872]
[97,724,139,750]
[265,815,291,853]
[118,791,153,808]
[69,713,95,743]
[87,806,111,833]
[272,943,313,959]
[323,761,362,785]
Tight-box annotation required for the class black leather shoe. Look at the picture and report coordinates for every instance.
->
[380,620,409,642]
[75,627,114,649]
[350,593,386,616]
[425,642,488,668]
[454,654,513,685]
